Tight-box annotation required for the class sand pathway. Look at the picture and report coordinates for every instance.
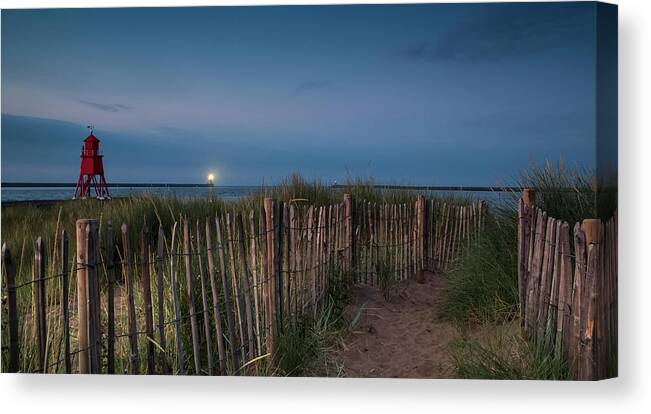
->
[335,271,460,378]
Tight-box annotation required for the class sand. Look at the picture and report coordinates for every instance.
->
[334,271,461,378]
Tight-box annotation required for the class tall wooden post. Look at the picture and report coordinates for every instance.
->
[518,189,535,335]
[523,188,535,207]
[76,219,96,374]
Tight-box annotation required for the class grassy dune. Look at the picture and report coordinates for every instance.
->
[441,161,602,379]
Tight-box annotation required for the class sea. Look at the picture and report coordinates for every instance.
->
[1,186,518,207]
[0,186,260,203]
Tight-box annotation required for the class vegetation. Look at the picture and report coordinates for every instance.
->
[439,207,519,324]
[450,323,568,380]
[439,160,601,379]
[274,272,350,377]
[440,160,597,325]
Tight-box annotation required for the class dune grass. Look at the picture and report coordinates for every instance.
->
[274,271,350,377]
[440,160,597,326]
[450,323,568,380]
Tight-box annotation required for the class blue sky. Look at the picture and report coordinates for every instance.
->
[2,3,599,185]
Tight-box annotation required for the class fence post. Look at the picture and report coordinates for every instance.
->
[581,218,601,380]
[2,243,19,373]
[518,189,535,337]
[523,188,535,207]
[416,195,426,283]
[75,219,96,374]
[343,194,354,281]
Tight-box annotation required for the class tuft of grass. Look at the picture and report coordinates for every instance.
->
[451,324,568,380]
[514,159,597,222]
[377,259,396,301]
[274,272,350,377]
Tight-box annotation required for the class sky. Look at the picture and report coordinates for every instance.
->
[1,2,601,185]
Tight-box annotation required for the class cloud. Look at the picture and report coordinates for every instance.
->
[79,100,132,112]
[400,4,591,63]
[295,79,331,93]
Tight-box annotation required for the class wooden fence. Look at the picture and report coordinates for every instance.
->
[1,195,485,375]
[517,190,617,380]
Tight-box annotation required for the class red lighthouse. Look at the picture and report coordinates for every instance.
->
[73,126,111,200]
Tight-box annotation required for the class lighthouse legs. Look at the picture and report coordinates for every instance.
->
[98,175,111,200]
[73,174,91,199]
[73,174,111,200]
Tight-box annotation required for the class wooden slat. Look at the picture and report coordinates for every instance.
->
[525,209,546,337]
[195,220,213,375]
[225,212,246,364]
[34,236,47,372]
[2,243,19,373]
[556,221,572,361]
[259,206,270,345]
[536,218,556,341]
[272,201,282,336]
[205,218,226,374]
[61,230,72,374]
[121,223,140,375]
[248,210,262,355]
[546,219,563,349]
[183,219,202,375]
[237,213,256,361]
[263,198,276,355]
[517,200,529,331]
[281,202,290,322]
[140,228,156,375]
[570,222,586,378]
[580,219,601,380]
[155,225,169,373]
[306,205,316,315]
[106,224,116,374]
[169,222,186,375]
[76,220,89,374]
[215,214,238,372]
[88,224,101,374]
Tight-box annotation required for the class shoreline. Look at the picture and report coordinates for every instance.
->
[1,197,127,207]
